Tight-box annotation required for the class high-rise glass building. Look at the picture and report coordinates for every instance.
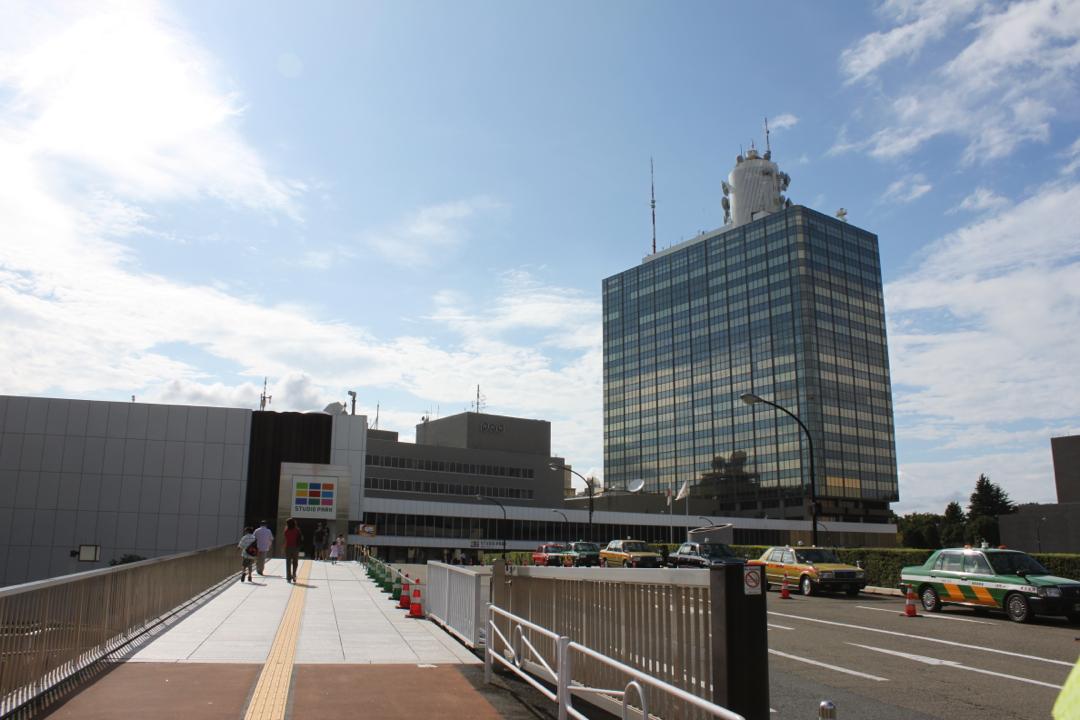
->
[602,149,898,523]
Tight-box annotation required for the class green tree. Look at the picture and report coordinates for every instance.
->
[964,515,1000,547]
[898,512,943,548]
[940,501,966,547]
[968,473,1016,518]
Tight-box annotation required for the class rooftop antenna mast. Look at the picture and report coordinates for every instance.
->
[764,116,771,156]
[650,157,657,255]
[473,384,486,414]
[259,377,272,411]
[373,403,379,429]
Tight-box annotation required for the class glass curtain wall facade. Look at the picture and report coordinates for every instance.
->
[602,206,898,522]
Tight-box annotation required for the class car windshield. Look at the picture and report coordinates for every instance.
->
[700,543,736,558]
[571,543,599,552]
[794,549,840,564]
[988,552,1049,576]
[544,544,567,552]
[622,541,650,552]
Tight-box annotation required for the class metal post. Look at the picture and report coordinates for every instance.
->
[484,603,493,684]
[818,700,837,719]
[710,563,769,719]
[556,635,571,720]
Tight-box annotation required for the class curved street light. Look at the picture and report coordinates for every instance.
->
[551,509,570,543]
[741,392,819,547]
[476,493,508,556]
[550,462,597,541]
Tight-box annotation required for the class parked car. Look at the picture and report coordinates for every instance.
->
[531,543,568,566]
[599,539,663,568]
[669,541,743,568]
[900,547,1080,623]
[759,546,866,596]
[561,541,601,567]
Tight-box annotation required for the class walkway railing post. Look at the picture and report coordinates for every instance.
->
[709,563,769,720]
[484,603,493,685]
[556,635,571,720]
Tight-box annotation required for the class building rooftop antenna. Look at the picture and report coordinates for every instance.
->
[764,116,771,157]
[650,157,657,255]
[259,377,272,411]
[473,385,486,414]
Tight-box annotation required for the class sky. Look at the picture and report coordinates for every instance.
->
[2,0,1079,516]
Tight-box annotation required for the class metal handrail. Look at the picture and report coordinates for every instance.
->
[485,603,745,720]
[0,544,237,716]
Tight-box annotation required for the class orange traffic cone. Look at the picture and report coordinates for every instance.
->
[408,582,424,618]
[780,574,791,600]
[903,584,919,617]
[399,575,411,609]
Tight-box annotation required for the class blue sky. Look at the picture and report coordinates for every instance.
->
[2,0,1079,514]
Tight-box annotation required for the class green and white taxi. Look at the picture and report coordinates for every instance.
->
[900,547,1080,623]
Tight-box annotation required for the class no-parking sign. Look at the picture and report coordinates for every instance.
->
[743,565,762,595]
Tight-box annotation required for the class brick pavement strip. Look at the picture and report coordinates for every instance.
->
[242,560,312,720]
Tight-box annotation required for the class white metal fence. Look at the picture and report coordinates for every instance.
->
[425,562,491,648]
[485,602,745,720]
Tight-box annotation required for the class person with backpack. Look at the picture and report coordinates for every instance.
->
[238,526,257,583]
[284,518,302,583]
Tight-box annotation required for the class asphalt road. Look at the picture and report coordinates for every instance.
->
[765,589,1078,719]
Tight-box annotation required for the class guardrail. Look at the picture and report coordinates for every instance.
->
[426,562,491,648]
[489,561,771,719]
[486,602,744,720]
[0,544,237,716]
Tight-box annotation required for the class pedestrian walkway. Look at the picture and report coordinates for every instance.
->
[41,560,532,720]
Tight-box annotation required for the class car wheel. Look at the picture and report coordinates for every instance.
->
[845,587,860,597]
[1066,612,1080,625]
[920,585,942,612]
[1006,593,1033,623]
[800,575,814,596]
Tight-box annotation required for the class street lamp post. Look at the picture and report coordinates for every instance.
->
[550,463,597,542]
[476,494,508,557]
[552,509,569,543]
[741,392,819,547]
[1036,516,1048,553]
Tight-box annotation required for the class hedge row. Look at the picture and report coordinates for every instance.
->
[482,546,1080,590]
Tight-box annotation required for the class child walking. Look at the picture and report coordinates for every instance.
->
[329,534,345,565]
[238,526,257,582]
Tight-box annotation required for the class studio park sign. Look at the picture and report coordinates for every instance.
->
[292,477,336,517]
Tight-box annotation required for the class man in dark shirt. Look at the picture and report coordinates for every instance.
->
[284,517,303,583]
[313,522,328,561]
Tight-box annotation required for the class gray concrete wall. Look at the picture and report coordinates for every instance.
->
[416,412,551,456]
[1001,503,1080,554]
[0,395,250,586]
[1052,435,1080,503]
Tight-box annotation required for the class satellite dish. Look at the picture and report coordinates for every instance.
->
[627,478,645,493]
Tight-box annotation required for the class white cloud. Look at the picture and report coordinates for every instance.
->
[881,173,932,203]
[0,2,605,481]
[1063,137,1080,175]
[840,0,979,83]
[365,196,501,267]
[886,181,1080,510]
[895,449,1054,514]
[952,186,1008,213]
[0,1,304,218]
[769,113,799,131]
[835,0,1080,163]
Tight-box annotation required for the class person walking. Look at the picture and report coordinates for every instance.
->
[313,522,328,561]
[329,534,344,565]
[238,526,257,582]
[253,520,273,576]
[284,517,302,583]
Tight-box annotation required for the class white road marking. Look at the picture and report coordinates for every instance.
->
[855,605,992,625]
[768,623,794,630]
[768,649,889,681]
[846,643,1063,690]
[768,611,1073,667]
